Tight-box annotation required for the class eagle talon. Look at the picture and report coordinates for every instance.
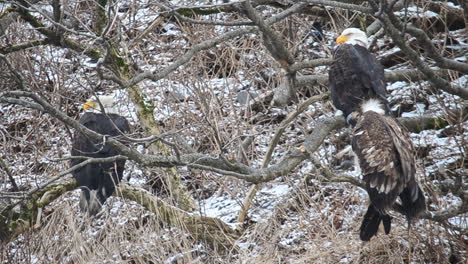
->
[346,112,359,127]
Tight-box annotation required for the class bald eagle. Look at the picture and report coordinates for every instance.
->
[71,96,130,216]
[329,28,390,121]
[350,99,426,241]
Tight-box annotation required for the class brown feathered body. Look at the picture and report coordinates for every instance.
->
[352,110,426,241]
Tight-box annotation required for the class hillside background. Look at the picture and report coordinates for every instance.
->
[0,0,467,263]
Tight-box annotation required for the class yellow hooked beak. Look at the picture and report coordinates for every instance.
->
[336,35,349,44]
[83,101,96,110]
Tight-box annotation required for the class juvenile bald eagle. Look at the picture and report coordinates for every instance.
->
[329,28,390,121]
[71,96,130,216]
[351,99,426,241]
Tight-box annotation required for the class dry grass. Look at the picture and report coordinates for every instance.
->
[1,180,466,263]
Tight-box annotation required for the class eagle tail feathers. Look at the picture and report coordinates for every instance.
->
[360,205,392,241]
[382,214,392,234]
[79,189,105,216]
[399,184,426,226]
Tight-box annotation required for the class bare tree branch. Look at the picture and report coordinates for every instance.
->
[296,68,453,87]
[263,93,328,167]
[243,0,295,69]
[406,25,468,74]
[0,155,127,215]
[116,2,307,88]
[0,54,26,89]
[117,184,240,251]
[0,39,51,54]
[302,0,372,13]
[1,0,466,258]
[370,1,468,99]
[290,58,333,72]
[0,157,18,192]
[3,89,463,189]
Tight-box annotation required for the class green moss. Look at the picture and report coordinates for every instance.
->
[0,6,15,19]
[86,49,103,61]
[1,182,78,243]
[130,87,155,116]
[115,56,129,74]
[93,0,108,35]
[411,117,450,133]
[142,98,156,115]
[36,188,58,208]
[433,117,449,128]
[104,45,131,78]
[8,220,18,230]
[139,96,155,116]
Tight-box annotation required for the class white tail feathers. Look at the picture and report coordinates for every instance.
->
[361,99,385,114]
[335,145,353,159]
[79,189,103,216]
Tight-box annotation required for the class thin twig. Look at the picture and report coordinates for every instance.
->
[0,157,19,191]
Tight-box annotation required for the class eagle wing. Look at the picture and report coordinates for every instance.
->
[353,111,424,239]
[352,46,387,101]
[71,113,130,167]
[329,44,388,117]
[352,111,408,212]
[381,115,416,185]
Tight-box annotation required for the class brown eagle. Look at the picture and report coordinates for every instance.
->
[350,99,426,241]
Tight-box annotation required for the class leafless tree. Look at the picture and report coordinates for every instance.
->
[1,0,466,262]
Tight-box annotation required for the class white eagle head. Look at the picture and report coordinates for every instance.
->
[336,28,369,48]
[83,95,117,114]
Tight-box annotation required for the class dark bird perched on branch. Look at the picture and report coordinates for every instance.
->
[71,96,130,216]
[329,28,390,123]
[349,99,426,241]
[309,21,324,42]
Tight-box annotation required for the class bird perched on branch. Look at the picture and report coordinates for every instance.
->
[328,28,426,240]
[329,28,390,123]
[71,95,130,216]
[309,21,324,42]
[349,99,426,241]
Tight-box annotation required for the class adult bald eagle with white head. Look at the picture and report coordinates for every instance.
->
[350,99,426,241]
[329,28,426,240]
[71,96,130,216]
[329,28,390,121]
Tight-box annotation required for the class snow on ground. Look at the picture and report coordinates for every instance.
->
[394,5,439,18]
[1,1,467,263]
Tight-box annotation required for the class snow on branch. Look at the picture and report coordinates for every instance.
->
[301,0,372,14]
[297,68,451,87]
[1,90,464,185]
[105,2,307,88]
[1,92,465,245]
[369,1,468,99]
